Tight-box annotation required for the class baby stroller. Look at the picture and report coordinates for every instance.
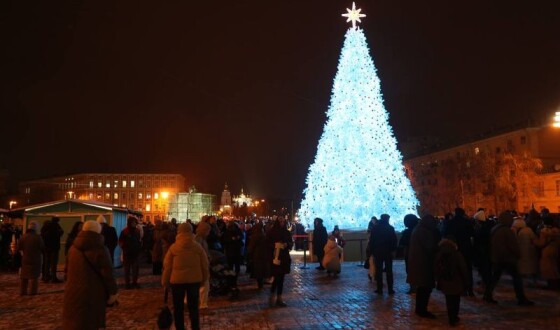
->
[208,250,239,299]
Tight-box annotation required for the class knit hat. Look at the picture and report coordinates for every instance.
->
[83,220,102,234]
[96,215,107,224]
[27,221,40,232]
[177,222,193,235]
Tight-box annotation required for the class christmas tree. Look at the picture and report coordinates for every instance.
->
[299,3,418,232]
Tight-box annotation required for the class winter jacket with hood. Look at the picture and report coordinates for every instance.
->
[434,239,468,295]
[63,230,117,330]
[322,238,342,273]
[162,232,209,286]
[511,219,538,276]
[407,215,441,287]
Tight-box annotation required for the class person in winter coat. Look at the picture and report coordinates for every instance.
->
[119,217,142,289]
[442,208,475,296]
[152,220,174,275]
[63,220,118,330]
[331,225,345,248]
[473,212,495,293]
[535,217,560,290]
[97,215,118,266]
[267,216,293,307]
[408,214,441,319]
[194,220,211,308]
[322,236,342,276]
[162,223,209,330]
[434,238,468,326]
[369,214,398,294]
[247,222,268,288]
[399,214,419,293]
[64,221,83,256]
[312,218,328,270]
[17,221,45,295]
[41,217,64,283]
[511,218,538,279]
[483,211,534,305]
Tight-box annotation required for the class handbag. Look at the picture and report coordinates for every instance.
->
[157,288,173,330]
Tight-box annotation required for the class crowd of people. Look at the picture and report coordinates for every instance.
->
[4,206,560,329]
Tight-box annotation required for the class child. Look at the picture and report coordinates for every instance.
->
[434,238,468,326]
[323,236,343,276]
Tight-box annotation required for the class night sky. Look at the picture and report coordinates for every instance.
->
[2,1,559,201]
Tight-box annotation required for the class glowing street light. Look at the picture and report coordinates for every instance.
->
[553,111,560,128]
[9,201,17,210]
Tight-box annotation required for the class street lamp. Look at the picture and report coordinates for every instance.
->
[9,201,17,210]
[553,111,560,128]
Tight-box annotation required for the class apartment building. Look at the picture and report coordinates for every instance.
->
[19,173,185,222]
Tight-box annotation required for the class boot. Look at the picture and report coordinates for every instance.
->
[276,295,287,307]
[269,292,276,307]
[374,283,383,295]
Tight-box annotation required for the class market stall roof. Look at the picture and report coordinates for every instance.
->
[8,199,139,217]
[0,208,9,214]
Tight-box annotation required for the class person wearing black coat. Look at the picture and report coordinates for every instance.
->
[312,218,328,271]
[97,215,118,266]
[399,214,419,293]
[434,238,468,326]
[267,216,293,307]
[41,217,64,283]
[408,214,441,319]
[442,208,475,296]
[369,214,398,294]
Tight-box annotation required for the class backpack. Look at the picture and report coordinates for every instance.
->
[124,229,142,255]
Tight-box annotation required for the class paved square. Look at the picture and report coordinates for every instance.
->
[1,254,558,329]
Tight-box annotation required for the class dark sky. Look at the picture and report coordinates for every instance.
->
[2,1,559,200]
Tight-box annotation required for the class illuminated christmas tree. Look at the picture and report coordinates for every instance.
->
[299,3,418,231]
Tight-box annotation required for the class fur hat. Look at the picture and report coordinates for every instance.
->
[177,222,193,235]
[27,221,40,232]
[83,220,102,234]
[96,215,107,224]
[498,211,514,225]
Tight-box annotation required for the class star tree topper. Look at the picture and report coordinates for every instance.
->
[342,2,366,29]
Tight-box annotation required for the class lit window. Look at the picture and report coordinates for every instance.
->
[97,193,102,200]
[138,193,143,199]
[146,203,151,211]
[146,193,152,200]
[89,181,94,188]
[114,193,118,200]
[154,193,159,200]
[106,180,110,188]
[89,193,93,200]
[122,204,126,208]
[474,147,480,155]
[98,181,102,188]
[114,180,119,188]
[131,180,135,188]
[105,193,110,200]
[122,181,127,188]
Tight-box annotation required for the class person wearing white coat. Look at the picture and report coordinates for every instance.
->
[322,236,343,276]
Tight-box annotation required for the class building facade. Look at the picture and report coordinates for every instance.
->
[18,173,185,222]
[404,126,560,216]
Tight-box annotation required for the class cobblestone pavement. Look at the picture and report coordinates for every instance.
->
[1,254,559,330]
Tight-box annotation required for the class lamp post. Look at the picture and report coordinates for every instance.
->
[9,201,17,210]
